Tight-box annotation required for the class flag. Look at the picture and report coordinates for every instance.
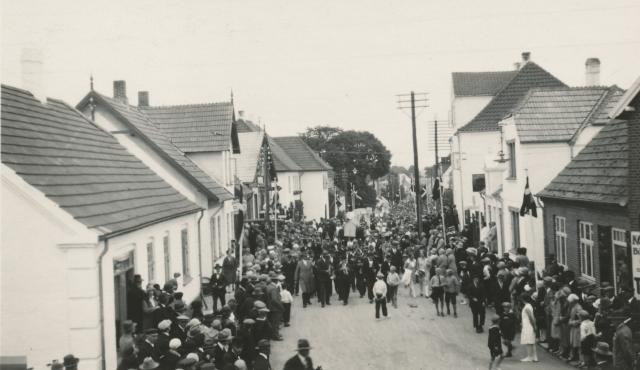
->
[432,178,440,201]
[519,176,537,217]
[421,185,428,199]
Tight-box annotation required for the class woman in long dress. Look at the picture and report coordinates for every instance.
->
[520,293,539,362]
[402,254,417,298]
[417,249,429,297]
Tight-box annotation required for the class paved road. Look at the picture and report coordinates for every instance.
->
[269,287,574,370]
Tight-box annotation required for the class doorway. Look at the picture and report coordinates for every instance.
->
[113,252,135,347]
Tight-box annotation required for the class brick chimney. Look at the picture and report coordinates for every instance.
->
[113,80,128,104]
[138,91,149,107]
[238,110,245,119]
[585,58,601,86]
[521,52,531,64]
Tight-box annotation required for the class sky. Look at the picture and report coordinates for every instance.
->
[2,0,639,167]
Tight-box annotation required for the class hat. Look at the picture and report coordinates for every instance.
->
[243,318,256,325]
[376,272,384,278]
[169,338,182,350]
[177,314,190,321]
[158,319,172,331]
[501,302,512,308]
[144,328,159,335]
[177,357,197,367]
[214,264,222,269]
[466,248,477,256]
[187,318,201,329]
[567,293,579,303]
[48,361,64,370]
[256,339,271,349]
[258,307,270,313]
[459,261,468,265]
[139,357,160,370]
[277,274,286,281]
[543,276,553,283]
[254,300,266,309]
[268,271,278,280]
[295,339,312,351]
[218,328,233,342]
[593,342,613,356]
[173,301,187,313]
[62,355,79,367]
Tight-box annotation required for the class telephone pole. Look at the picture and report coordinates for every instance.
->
[397,91,428,234]
[435,118,447,243]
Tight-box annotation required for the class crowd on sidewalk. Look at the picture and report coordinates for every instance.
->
[47,199,638,370]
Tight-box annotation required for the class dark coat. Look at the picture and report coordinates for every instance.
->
[493,280,510,305]
[283,354,314,370]
[253,353,272,370]
[468,281,486,306]
[210,272,227,294]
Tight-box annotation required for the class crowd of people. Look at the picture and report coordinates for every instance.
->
[47,199,637,370]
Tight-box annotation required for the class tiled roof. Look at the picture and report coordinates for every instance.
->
[538,119,628,205]
[268,137,302,172]
[271,136,332,172]
[77,92,233,202]
[140,102,239,153]
[234,131,265,183]
[457,62,566,133]
[452,70,517,97]
[513,86,624,143]
[1,84,201,236]
[235,119,261,133]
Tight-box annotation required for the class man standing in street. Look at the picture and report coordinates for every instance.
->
[210,264,228,312]
[253,339,272,370]
[127,274,145,333]
[266,272,284,341]
[283,339,320,370]
[468,276,486,333]
[294,252,315,308]
[315,252,331,307]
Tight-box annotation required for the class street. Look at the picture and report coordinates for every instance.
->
[269,288,574,370]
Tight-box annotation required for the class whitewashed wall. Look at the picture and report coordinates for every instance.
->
[451,95,493,130]
[300,171,329,221]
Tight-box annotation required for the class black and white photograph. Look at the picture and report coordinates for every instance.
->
[1,1,640,369]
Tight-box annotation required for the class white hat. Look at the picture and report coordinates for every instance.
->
[169,338,181,350]
[567,293,579,303]
[158,319,172,331]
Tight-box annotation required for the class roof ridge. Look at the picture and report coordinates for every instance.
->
[452,70,515,75]
[141,101,232,109]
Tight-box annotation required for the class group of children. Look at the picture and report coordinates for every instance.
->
[429,268,461,317]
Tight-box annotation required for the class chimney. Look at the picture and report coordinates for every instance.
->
[238,110,245,119]
[21,48,45,102]
[138,91,149,107]
[585,58,601,86]
[113,80,128,104]
[521,52,531,64]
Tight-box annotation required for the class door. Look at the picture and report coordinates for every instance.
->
[113,252,135,347]
[498,210,505,255]
[598,226,613,287]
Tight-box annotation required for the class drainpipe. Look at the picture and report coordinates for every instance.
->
[97,238,111,370]
[197,209,204,293]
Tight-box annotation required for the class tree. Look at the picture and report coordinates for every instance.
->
[299,126,343,152]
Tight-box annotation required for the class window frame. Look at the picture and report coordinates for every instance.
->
[507,141,517,179]
[554,216,567,266]
[510,209,520,251]
[181,226,191,279]
[579,221,595,279]
[163,233,171,283]
[146,238,155,283]
[612,227,627,292]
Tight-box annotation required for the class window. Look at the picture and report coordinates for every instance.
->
[612,228,628,292]
[146,239,155,283]
[579,221,594,278]
[323,173,328,190]
[181,227,190,278]
[507,142,516,178]
[163,233,171,282]
[293,175,300,191]
[216,216,222,259]
[554,216,567,266]
[510,210,520,250]
[472,174,486,192]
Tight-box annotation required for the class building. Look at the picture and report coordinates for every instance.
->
[451,52,566,229]
[76,81,235,280]
[1,85,206,370]
[538,76,640,295]
[269,136,332,221]
[492,84,623,271]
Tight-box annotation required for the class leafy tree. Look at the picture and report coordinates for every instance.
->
[299,126,343,152]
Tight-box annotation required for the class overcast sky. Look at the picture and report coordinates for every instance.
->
[2,0,639,167]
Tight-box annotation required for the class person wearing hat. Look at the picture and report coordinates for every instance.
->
[265,272,284,340]
[468,276,487,333]
[283,339,320,370]
[252,339,272,370]
[372,271,388,320]
[127,274,146,333]
[139,357,160,370]
[158,338,181,370]
[156,319,173,356]
[593,341,613,365]
[176,355,198,370]
[213,328,233,368]
[294,252,315,308]
[613,311,633,370]
[47,360,64,370]
[62,354,79,370]
[210,263,228,312]
[118,320,137,358]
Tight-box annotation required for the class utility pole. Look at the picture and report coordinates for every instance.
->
[435,118,447,243]
[397,92,428,234]
[263,138,270,226]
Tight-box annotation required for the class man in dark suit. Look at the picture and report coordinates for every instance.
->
[493,273,511,315]
[363,253,379,303]
[468,276,486,333]
[253,339,272,370]
[283,339,319,370]
[210,264,228,311]
[388,242,403,273]
[315,254,332,307]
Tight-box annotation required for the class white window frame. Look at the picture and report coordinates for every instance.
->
[554,216,567,266]
[181,226,191,278]
[146,238,155,283]
[579,221,594,279]
[612,228,627,292]
[163,232,171,283]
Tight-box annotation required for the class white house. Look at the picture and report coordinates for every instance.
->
[269,136,332,221]
[76,81,235,281]
[451,53,566,229]
[495,84,623,273]
[1,84,205,370]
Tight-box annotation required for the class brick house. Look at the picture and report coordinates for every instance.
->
[538,76,640,297]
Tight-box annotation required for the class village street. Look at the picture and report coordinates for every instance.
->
[267,289,574,370]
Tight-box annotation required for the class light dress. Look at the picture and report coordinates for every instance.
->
[402,259,416,286]
[520,302,536,345]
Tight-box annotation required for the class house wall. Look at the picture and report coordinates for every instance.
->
[451,96,493,130]
[572,125,603,157]
[542,199,629,285]
[277,171,302,210]
[451,130,501,226]
[1,167,102,370]
[300,171,330,221]
[101,212,202,370]
[188,151,228,189]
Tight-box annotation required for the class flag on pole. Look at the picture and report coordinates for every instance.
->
[519,176,537,217]
[421,185,428,199]
[432,178,440,201]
